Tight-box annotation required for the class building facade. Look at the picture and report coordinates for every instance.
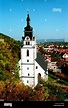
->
[19,14,48,87]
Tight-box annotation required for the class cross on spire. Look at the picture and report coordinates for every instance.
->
[26,10,30,26]
[27,9,29,14]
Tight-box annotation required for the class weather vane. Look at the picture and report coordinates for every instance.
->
[27,9,29,14]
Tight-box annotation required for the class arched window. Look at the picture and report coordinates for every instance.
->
[27,67,29,70]
[26,42,28,45]
[27,60,29,62]
[38,73,41,84]
[26,42,30,45]
[27,80,29,83]
[36,66,38,69]
[28,73,30,76]
[27,49,29,56]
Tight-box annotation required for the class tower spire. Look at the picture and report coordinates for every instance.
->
[26,9,30,26]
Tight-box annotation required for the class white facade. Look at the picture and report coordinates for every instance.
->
[63,53,68,58]
[20,37,36,87]
[34,61,48,86]
[19,53,48,87]
[19,14,48,87]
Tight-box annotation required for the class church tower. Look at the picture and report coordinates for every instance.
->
[21,14,37,87]
[19,13,48,87]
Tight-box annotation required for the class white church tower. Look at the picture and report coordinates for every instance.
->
[19,14,48,87]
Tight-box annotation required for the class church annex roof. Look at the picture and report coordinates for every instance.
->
[35,51,47,72]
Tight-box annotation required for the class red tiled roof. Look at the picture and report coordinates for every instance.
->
[57,49,68,53]
[65,58,68,61]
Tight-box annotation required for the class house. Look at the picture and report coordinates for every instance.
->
[63,53,68,58]
[63,53,68,61]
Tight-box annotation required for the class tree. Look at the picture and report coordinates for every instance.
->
[0,81,5,99]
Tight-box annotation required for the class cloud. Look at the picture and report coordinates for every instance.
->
[33,28,35,31]
[10,9,12,12]
[10,29,11,32]
[53,8,62,12]
[33,9,35,12]
[21,19,23,21]
[45,19,47,21]
[56,29,58,32]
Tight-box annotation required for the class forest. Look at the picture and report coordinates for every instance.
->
[0,33,21,80]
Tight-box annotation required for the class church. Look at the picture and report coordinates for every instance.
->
[19,13,48,87]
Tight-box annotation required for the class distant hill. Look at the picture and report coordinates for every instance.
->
[0,33,22,80]
[37,39,45,43]
[46,39,65,42]
[37,38,68,43]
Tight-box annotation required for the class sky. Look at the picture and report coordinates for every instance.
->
[0,0,68,40]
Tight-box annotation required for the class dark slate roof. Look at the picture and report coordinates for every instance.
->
[22,37,25,40]
[24,25,33,31]
[35,51,48,72]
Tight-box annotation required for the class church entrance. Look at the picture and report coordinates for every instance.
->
[38,73,41,84]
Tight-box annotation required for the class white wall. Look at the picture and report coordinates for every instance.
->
[21,77,35,87]
[21,48,36,63]
[19,59,21,77]
[34,61,47,86]
[21,65,34,76]
[19,59,35,87]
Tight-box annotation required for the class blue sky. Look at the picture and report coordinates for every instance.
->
[0,0,68,40]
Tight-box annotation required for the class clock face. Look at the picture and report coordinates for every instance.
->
[25,36,30,40]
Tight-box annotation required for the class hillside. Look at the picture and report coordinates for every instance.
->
[0,33,68,102]
[0,33,22,80]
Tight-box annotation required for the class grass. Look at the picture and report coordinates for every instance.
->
[48,73,57,81]
[48,72,68,86]
[56,80,68,86]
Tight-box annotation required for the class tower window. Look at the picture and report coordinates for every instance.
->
[27,67,29,70]
[36,66,38,69]
[27,60,29,62]
[28,73,30,76]
[27,49,29,56]
[26,42,30,45]
[27,80,29,83]
[26,42,28,45]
